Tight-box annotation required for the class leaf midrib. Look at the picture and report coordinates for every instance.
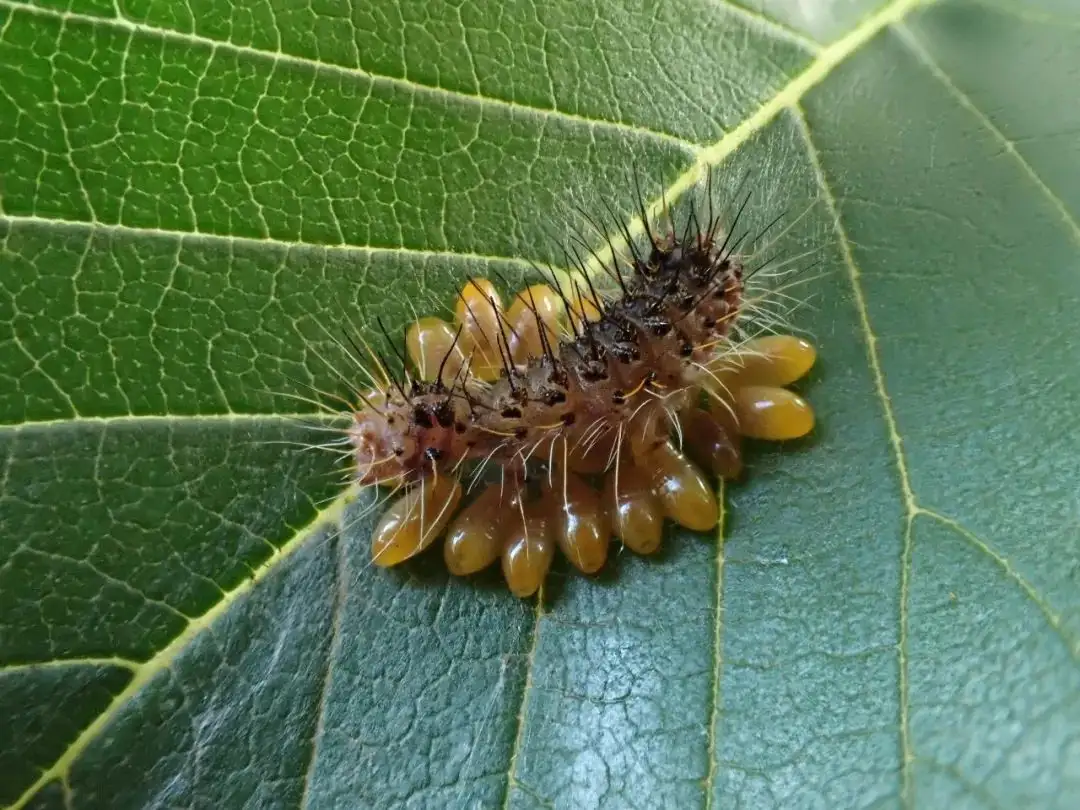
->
[4,1,939,808]
[0,214,544,272]
[792,18,1080,804]
[4,483,357,810]
[0,412,339,429]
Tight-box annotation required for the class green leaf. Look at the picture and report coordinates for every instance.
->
[2,0,1079,807]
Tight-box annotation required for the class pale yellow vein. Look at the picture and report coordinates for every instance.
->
[3,2,937,807]
[0,0,699,153]
[3,486,356,810]
[0,214,542,272]
[791,101,919,809]
[893,23,1080,247]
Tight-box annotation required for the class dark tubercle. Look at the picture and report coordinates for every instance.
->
[379,228,744,483]
[471,231,743,463]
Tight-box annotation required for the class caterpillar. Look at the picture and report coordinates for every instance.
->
[299,173,819,598]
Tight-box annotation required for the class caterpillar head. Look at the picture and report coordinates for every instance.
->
[348,403,416,486]
[348,386,466,486]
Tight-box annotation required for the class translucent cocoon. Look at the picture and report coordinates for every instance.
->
[731,386,815,441]
[407,317,466,383]
[506,284,563,364]
[371,475,463,567]
[544,472,610,574]
[443,483,515,576]
[358,270,820,597]
[646,441,720,532]
[501,502,555,598]
[455,278,504,381]
[603,465,664,555]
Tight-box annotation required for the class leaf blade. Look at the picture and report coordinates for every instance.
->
[3,0,1079,808]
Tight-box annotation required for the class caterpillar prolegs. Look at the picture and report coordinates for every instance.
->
[323,183,818,598]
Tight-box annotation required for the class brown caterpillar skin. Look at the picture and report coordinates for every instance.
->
[349,232,743,487]
[322,182,820,594]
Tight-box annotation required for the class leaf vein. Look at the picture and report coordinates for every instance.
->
[892,23,1080,247]
[0,411,340,431]
[0,214,543,274]
[0,657,139,675]
[0,0,699,153]
[703,481,727,809]
[917,509,1080,662]
[916,757,1009,810]
[1,485,356,810]
[13,545,193,624]
[499,597,544,810]
[792,101,918,810]
[703,0,823,52]
[299,530,348,809]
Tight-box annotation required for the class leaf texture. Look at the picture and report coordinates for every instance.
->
[2,0,1079,808]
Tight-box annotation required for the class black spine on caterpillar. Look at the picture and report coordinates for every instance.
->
[346,199,747,489]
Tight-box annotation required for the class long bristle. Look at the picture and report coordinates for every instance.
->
[274,167,822,592]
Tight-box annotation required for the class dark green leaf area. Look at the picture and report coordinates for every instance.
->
[64,528,338,810]
[799,5,1080,806]
[0,664,131,805]
[0,220,540,422]
[0,418,335,663]
[38,0,814,143]
[0,7,692,255]
[300,499,536,808]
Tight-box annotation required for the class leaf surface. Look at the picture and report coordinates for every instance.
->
[2,0,1079,808]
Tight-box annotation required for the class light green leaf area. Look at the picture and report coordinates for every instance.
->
[2,0,1079,807]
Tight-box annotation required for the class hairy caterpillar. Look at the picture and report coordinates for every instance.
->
[298,172,818,598]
